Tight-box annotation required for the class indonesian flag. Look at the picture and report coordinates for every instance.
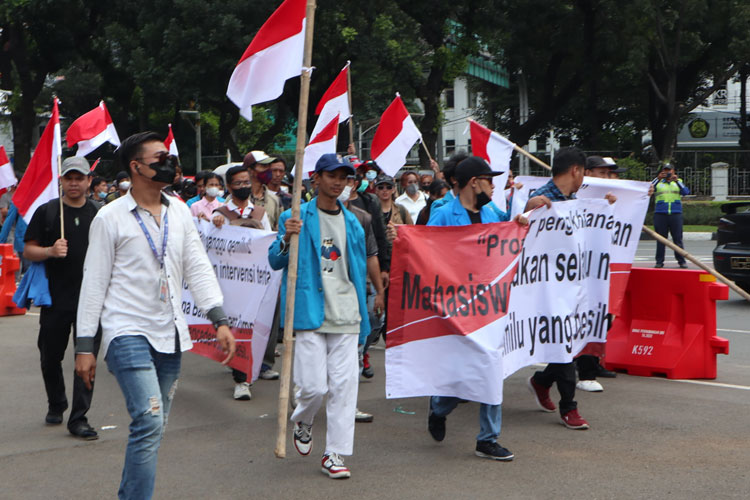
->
[310,62,351,140]
[0,146,17,195]
[303,114,340,177]
[226,0,306,121]
[469,119,514,213]
[13,98,62,224]
[370,94,422,176]
[164,123,179,157]
[66,101,120,157]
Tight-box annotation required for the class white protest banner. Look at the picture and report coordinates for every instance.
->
[502,198,616,378]
[182,219,282,382]
[509,175,550,217]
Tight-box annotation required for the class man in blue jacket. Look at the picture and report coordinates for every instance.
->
[268,154,370,479]
[426,156,515,461]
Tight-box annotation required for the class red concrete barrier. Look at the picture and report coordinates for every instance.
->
[0,244,26,316]
[605,268,728,379]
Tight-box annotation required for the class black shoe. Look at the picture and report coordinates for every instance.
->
[595,364,617,378]
[679,262,688,269]
[475,441,514,461]
[45,410,64,425]
[69,421,99,440]
[428,411,446,442]
[361,365,374,379]
[654,263,664,268]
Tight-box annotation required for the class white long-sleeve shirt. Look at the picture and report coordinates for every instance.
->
[76,191,224,357]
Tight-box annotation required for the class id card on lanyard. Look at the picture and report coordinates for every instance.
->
[132,207,169,303]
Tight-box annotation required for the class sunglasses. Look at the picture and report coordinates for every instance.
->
[376,184,394,190]
[136,151,179,167]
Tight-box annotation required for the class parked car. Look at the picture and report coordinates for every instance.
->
[713,202,750,293]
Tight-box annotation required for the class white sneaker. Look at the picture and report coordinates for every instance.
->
[321,452,351,479]
[355,409,373,423]
[260,369,280,380]
[293,422,312,455]
[576,380,604,392]
[233,382,252,400]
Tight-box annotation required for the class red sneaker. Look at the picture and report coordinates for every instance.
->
[527,377,556,412]
[560,409,590,430]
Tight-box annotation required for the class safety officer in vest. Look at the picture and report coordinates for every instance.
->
[652,162,689,268]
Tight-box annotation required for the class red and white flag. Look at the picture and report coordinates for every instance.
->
[309,62,351,140]
[0,146,18,195]
[303,114,340,177]
[469,119,514,212]
[370,94,421,176]
[226,0,306,121]
[164,123,179,157]
[13,98,62,224]
[65,101,120,157]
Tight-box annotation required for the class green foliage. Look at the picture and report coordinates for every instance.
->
[618,156,650,181]
[644,201,725,226]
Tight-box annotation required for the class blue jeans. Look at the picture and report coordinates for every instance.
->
[106,335,182,500]
[430,396,502,442]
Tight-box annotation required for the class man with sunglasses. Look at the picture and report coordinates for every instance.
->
[75,132,236,500]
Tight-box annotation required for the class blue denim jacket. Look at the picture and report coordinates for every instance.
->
[268,198,371,344]
[427,193,506,226]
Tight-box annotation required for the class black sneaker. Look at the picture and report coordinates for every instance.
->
[475,441,514,461]
[654,263,664,268]
[427,411,446,442]
[595,363,617,378]
[69,421,99,440]
[45,410,63,425]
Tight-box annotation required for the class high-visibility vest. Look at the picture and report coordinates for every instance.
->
[654,180,683,214]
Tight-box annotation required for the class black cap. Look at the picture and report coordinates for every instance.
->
[116,171,130,182]
[314,153,355,175]
[374,174,395,187]
[454,156,502,185]
[585,155,610,170]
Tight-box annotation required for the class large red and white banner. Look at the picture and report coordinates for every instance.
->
[385,221,529,405]
[511,176,650,315]
[182,220,281,380]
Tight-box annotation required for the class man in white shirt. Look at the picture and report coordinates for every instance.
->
[394,171,427,222]
[75,131,235,500]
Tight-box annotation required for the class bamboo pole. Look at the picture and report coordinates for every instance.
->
[420,141,434,163]
[513,144,551,171]
[642,225,750,302]
[346,61,354,154]
[57,153,64,239]
[275,0,317,459]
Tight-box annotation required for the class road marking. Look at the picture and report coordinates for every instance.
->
[718,328,750,335]
[26,312,39,316]
[659,378,750,391]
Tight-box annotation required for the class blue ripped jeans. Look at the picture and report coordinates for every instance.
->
[106,335,181,500]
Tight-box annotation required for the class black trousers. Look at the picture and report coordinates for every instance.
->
[576,355,599,380]
[39,307,101,427]
[653,212,685,265]
[532,362,577,413]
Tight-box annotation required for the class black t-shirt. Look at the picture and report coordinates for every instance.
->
[25,199,98,310]
[466,208,482,224]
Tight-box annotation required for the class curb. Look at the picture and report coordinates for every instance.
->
[640,231,715,241]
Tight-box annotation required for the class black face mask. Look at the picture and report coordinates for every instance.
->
[140,152,179,184]
[476,191,492,209]
[232,187,251,201]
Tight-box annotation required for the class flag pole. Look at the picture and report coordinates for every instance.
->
[346,61,355,154]
[420,140,434,164]
[55,98,64,239]
[524,153,749,302]
[275,0,317,459]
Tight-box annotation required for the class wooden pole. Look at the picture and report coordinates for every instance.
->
[642,225,750,302]
[513,144,551,172]
[57,154,64,239]
[275,0,317,459]
[420,140,434,163]
[524,152,749,303]
[346,61,354,154]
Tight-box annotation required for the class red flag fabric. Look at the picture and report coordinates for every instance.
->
[370,95,421,176]
[309,63,350,141]
[303,114,340,176]
[164,123,179,157]
[0,145,17,195]
[226,0,306,121]
[66,101,120,157]
[469,119,514,211]
[385,222,528,405]
[13,99,62,223]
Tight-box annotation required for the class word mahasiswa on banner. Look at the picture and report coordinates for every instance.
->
[385,221,529,405]
[182,220,281,381]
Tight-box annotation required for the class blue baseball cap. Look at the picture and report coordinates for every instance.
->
[314,153,355,175]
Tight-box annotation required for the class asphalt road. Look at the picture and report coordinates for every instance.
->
[1,238,748,499]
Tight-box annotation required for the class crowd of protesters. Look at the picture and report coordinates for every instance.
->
[0,130,683,498]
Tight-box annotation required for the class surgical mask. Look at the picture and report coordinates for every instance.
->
[476,191,492,209]
[358,180,369,193]
[98,191,108,199]
[365,170,377,181]
[406,183,419,196]
[338,185,353,203]
[205,187,221,198]
[232,187,251,201]
[118,181,131,190]
[256,168,273,185]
